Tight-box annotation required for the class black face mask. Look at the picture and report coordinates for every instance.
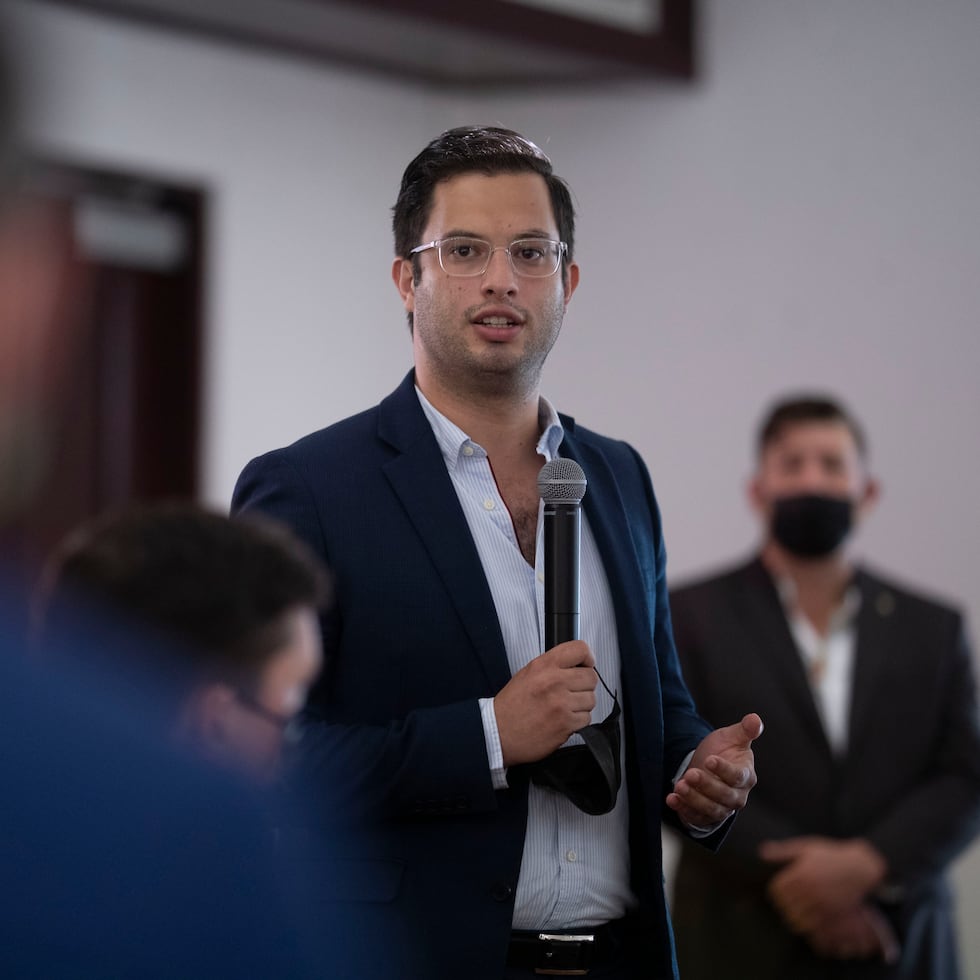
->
[770,493,853,558]
[526,692,621,816]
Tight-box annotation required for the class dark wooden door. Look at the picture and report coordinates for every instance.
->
[5,160,205,577]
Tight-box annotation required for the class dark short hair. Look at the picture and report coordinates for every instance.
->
[392,125,576,264]
[757,395,868,459]
[44,503,330,694]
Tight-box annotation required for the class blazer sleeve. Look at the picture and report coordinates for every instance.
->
[669,583,802,863]
[863,613,980,890]
[609,441,722,842]
[233,449,502,825]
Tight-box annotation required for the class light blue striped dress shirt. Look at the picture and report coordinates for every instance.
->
[416,387,635,930]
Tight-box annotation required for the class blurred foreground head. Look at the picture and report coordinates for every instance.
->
[43,503,330,782]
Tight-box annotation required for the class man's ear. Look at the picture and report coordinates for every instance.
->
[392,257,416,313]
[563,261,579,306]
[856,476,881,521]
[747,474,768,518]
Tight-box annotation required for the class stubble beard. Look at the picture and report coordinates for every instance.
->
[414,291,565,404]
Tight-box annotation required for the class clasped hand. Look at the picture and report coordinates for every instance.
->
[759,836,897,962]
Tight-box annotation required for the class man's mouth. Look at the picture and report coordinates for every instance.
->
[476,316,518,327]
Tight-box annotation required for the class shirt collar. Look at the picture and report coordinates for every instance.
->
[414,385,565,472]
[775,573,862,630]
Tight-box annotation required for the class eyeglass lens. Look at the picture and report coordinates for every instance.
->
[438,238,563,277]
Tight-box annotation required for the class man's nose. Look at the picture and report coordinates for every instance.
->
[797,459,831,489]
[481,246,518,293]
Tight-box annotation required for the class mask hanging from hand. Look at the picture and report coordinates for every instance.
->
[526,696,621,816]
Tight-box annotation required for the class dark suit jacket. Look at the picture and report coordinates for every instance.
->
[668,556,980,980]
[232,370,718,979]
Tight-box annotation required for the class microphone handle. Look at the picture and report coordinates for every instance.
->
[543,500,581,649]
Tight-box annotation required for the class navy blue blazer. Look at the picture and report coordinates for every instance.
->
[232,370,716,979]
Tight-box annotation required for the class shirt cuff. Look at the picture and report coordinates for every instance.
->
[479,697,509,790]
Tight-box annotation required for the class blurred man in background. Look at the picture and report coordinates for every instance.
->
[669,394,980,979]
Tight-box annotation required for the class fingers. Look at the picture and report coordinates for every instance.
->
[740,712,764,742]
[546,640,596,669]
[666,793,734,828]
[805,908,882,960]
[539,641,598,694]
[667,770,739,826]
[705,754,755,790]
[687,777,739,815]
[759,838,807,864]
[715,713,764,749]
[495,643,599,765]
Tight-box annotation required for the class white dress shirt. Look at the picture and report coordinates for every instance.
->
[777,577,861,755]
[416,387,635,929]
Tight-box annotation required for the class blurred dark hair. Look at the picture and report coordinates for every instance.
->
[392,126,575,331]
[757,395,868,460]
[42,503,331,694]
[393,126,575,261]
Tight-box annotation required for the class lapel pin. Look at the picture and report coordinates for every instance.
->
[875,591,896,617]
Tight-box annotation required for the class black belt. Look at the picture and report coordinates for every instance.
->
[506,921,623,975]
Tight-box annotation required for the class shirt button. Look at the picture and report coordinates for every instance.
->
[490,882,514,902]
[537,572,544,583]
[483,499,495,511]
[565,850,577,863]
[462,445,474,457]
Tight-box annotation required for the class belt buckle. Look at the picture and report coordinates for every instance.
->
[533,933,595,976]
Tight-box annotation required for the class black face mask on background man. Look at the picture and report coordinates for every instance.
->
[770,493,853,558]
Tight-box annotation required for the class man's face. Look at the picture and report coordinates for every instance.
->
[393,171,578,402]
[751,420,876,525]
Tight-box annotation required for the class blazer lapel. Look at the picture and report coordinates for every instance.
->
[554,433,648,671]
[376,374,511,692]
[847,568,899,757]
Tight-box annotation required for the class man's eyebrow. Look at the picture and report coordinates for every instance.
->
[436,229,558,241]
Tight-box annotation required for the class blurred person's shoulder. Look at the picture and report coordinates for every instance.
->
[854,562,966,628]
[669,555,762,605]
[0,571,315,979]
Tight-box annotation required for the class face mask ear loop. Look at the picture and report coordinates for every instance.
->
[593,664,618,704]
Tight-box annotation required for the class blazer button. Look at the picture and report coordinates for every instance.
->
[490,882,514,902]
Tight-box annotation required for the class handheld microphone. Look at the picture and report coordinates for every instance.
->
[537,457,587,649]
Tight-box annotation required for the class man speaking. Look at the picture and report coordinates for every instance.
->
[234,125,762,979]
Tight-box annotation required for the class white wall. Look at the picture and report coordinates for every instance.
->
[7,0,980,973]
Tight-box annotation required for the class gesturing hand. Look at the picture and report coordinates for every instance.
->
[666,713,763,828]
[494,641,598,767]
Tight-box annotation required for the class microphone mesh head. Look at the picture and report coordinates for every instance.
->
[537,457,587,504]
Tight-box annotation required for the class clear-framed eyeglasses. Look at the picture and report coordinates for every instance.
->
[409,236,568,278]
